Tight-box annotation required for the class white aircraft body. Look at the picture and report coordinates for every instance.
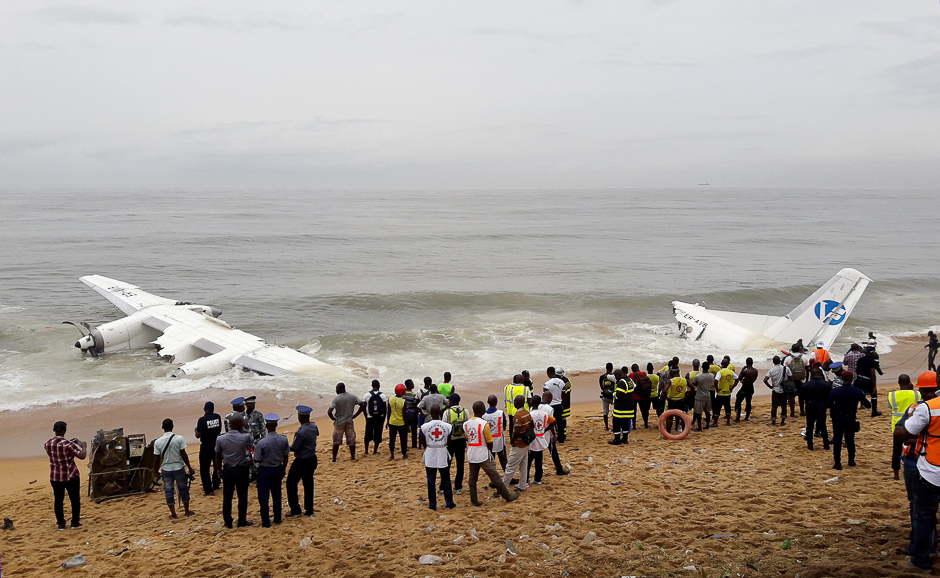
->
[672,268,872,351]
[70,275,354,379]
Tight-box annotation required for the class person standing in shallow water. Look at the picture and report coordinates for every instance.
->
[926,332,939,372]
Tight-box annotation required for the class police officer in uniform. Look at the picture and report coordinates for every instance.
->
[225,397,248,432]
[244,395,266,482]
[244,396,267,443]
[254,413,290,527]
[286,405,320,518]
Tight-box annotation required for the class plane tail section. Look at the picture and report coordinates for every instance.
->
[767,268,872,348]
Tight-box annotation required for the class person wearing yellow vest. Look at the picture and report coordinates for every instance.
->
[713,361,738,427]
[608,369,636,445]
[443,394,469,495]
[386,384,408,461]
[890,374,922,479]
[503,374,531,438]
[646,362,663,418]
[894,371,940,572]
[464,401,520,506]
[662,367,689,435]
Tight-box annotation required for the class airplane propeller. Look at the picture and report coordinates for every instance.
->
[62,321,87,337]
[63,321,99,357]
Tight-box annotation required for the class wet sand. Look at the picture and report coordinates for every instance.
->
[0,337,933,577]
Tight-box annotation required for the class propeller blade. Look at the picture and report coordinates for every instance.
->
[81,322,92,333]
[61,321,87,337]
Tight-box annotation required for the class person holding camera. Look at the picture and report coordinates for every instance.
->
[44,421,87,530]
[154,418,195,519]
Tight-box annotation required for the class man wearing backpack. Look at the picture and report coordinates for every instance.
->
[360,380,387,456]
[402,380,420,449]
[501,394,532,491]
[784,345,809,417]
[503,374,531,438]
[598,363,617,431]
[444,394,470,495]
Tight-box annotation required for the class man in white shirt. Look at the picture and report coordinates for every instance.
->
[543,367,566,444]
[540,392,570,476]
[154,418,195,519]
[526,396,556,485]
[465,401,519,506]
[763,356,792,426]
[419,404,454,511]
[895,380,940,573]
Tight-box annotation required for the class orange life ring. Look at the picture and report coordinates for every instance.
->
[659,409,691,440]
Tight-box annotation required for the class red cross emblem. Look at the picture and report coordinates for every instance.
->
[466,428,478,443]
[429,426,444,441]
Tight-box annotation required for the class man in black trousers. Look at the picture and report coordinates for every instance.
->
[801,367,832,451]
[827,370,871,470]
[286,405,320,518]
[215,414,254,528]
[194,401,222,495]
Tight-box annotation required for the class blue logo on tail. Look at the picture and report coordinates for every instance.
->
[815,300,846,325]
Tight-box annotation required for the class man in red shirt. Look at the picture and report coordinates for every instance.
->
[44,421,87,530]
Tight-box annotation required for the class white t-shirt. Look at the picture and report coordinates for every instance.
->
[543,378,564,405]
[154,432,187,472]
[541,404,556,443]
[905,403,940,486]
[483,409,506,453]
[765,364,791,394]
[362,390,388,418]
[528,409,551,452]
[463,417,492,464]
[420,420,452,469]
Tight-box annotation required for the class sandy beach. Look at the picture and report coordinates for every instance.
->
[0,337,934,577]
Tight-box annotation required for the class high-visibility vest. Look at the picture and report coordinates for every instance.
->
[889,389,922,432]
[612,379,636,419]
[667,377,688,401]
[465,421,485,447]
[561,377,572,419]
[904,401,925,459]
[504,384,530,416]
[716,369,735,395]
[483,410,505,437]
[815,348,831,365]
[918,396,940,467]
[446,407,468,439]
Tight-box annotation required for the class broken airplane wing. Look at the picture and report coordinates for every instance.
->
[70,275,354,379]
[672,268,872,351]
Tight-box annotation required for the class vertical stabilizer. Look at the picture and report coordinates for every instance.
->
[766,268,872,347]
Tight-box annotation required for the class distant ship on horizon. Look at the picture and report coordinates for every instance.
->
[698,182,710,186]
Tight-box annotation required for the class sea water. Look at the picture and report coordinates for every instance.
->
[0,187,935,412]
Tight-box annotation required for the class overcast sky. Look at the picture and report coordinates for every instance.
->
[1,2,938,189]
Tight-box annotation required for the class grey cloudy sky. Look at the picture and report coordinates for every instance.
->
[1,1,938,188]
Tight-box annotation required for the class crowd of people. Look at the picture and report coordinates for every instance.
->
[42,332,940,573]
